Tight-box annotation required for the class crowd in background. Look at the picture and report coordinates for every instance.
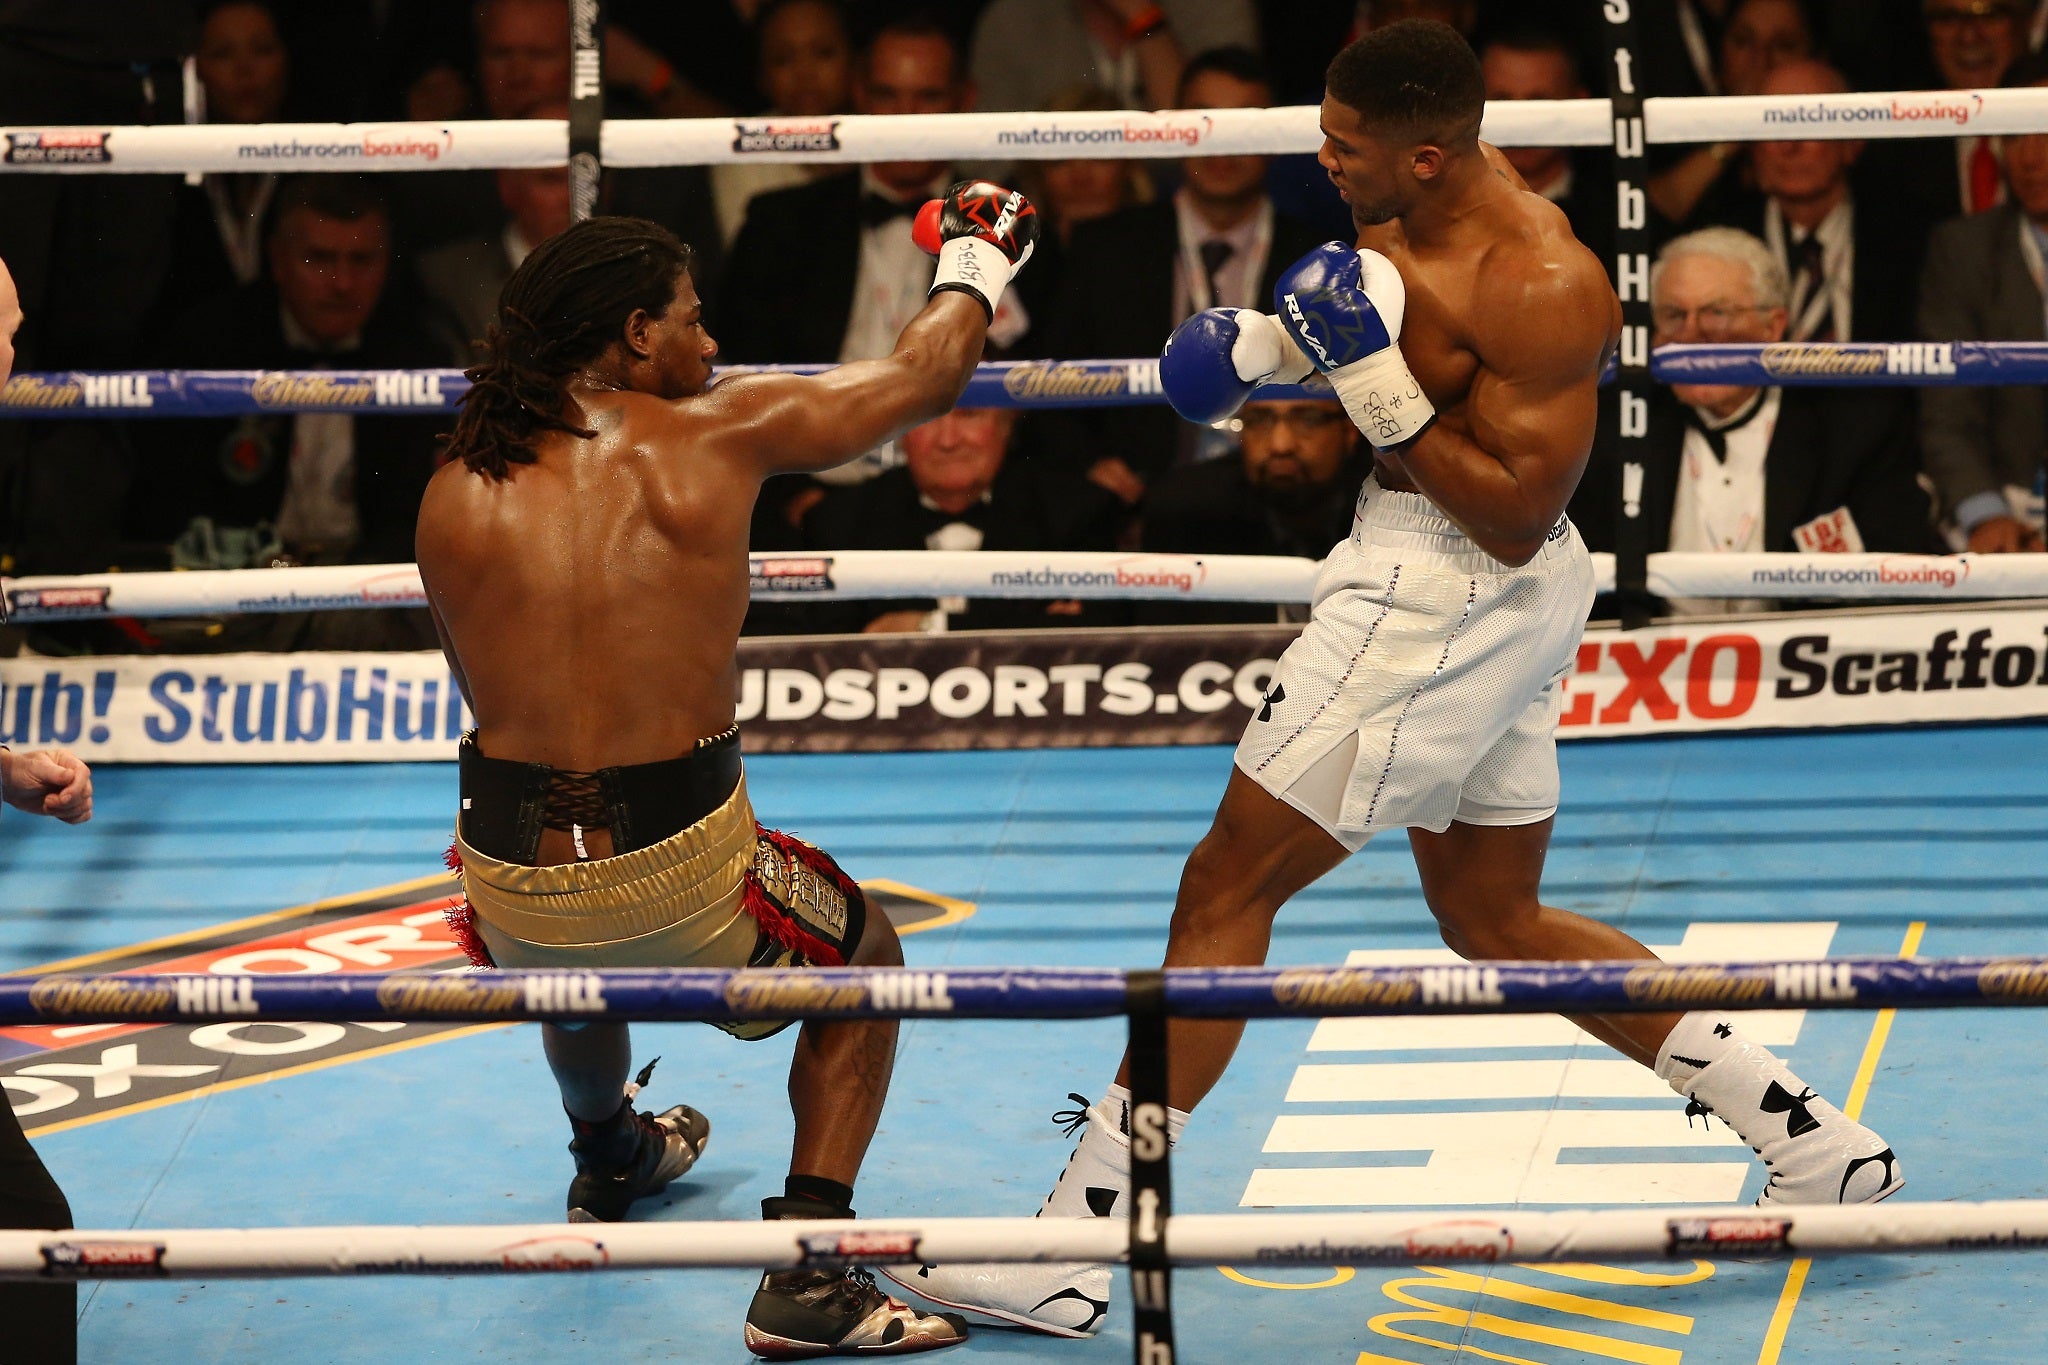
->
[1,0,2046,649]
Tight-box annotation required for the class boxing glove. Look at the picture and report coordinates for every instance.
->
[1159,308,1316,425]
[912,181,1039,322]
[1274,243,1436,450]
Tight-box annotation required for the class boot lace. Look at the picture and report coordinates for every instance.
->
[1052,1093,1092,1139]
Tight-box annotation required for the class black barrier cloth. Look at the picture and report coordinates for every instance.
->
[1606,2,1653,630]
[733,624,1296,752]
[1125,970,1174,1365]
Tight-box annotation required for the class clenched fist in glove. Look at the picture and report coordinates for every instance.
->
[913,181,1039,322]
[1274,242,1436,450]
[1159,307,1316,425]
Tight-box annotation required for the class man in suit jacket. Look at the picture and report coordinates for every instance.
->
[1043,48,1328,505]
[798,406,1124,635]
[416,163,572,365]
[1575,227,1936,612]
[718,18,979,370]
[1865,0,2031,226]
[1704,60,1932,343]
[1918,73,2048,554]
[138,177,448,571]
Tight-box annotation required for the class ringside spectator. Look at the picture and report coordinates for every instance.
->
[415,98,574,364]
[970,0,1256,113]
[1575,227,1936,612]
[1703,59,1933,341]
[720,11,990,565]
[1878,0,2033,225]
[149,0,292,340]
[709,0,856,249]
[1649,0,1819,228]
[1138,396,1366,624]
[140,178,448,579]
[800,407,1124,634]
[1918,59,2048,553]
[1043,48,1326,507]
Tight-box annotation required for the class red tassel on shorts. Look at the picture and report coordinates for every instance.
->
[440,839,496,968]
[737,824,863,968]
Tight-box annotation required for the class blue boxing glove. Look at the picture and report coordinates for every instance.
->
[1274,243,1436,449]
[1159,307,1316,425]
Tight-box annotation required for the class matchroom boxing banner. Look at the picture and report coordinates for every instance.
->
[3,605,2046,762]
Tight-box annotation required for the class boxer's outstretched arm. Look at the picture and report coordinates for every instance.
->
[1389,251,1616,566]
[704,292,989,477]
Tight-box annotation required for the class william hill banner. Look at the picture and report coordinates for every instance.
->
[3,605,2045,762]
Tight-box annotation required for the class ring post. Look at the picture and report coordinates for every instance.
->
[1125,968,1175,1363]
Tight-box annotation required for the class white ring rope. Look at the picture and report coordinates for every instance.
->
[1,1202,2043,1279]
[0,84,2020,177]
[5,551,2048,621]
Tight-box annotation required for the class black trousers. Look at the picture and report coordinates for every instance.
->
[0,1096,75,1363]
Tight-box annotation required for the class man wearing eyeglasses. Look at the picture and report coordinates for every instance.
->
[137,176,447,630]
[1138,396,1366,623]
[1573,225,1936,613]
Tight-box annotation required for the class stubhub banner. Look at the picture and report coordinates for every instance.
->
[3,604,2045,762]
[0,654,470,762]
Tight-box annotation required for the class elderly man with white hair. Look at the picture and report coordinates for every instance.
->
[1570,226,1937,612]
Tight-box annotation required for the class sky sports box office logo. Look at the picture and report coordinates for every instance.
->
[732,119,841,153]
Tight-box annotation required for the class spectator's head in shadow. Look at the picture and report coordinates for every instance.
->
[497,99,574,251]
[1025,84,1154,245]
[1651,227,1789,420]
[904,407,1015,515]
[1235,397,1359,508]
[477,0,571,119]
[1925,0,2030,91]
[268,178,392,346]
[1362,0,1477,36]
[197,0,289,125]
[1478,26,1585,197]
[756,0,853,117]
[1752,60,1858,225]
[1720,0,1818,96]
[856,17,974,199]
[1178,48,1272,229]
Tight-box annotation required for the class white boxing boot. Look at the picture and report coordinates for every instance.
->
[1658,1013,1904,1206]
[883,1086,1186,1337]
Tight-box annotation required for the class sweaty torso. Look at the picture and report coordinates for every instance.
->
[417,388,757,772]
[1354,181,1606,495]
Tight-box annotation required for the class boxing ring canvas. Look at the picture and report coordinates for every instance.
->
[2,724,2044,1363]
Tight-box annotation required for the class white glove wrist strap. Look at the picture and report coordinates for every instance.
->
[1230,311,1316,386]
[930,236,1013,321]
[1329,348,1437,449]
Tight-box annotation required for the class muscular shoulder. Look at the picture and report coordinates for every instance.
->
[1468,202,1619,380]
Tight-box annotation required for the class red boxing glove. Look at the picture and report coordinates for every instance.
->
[914,180,1038,321]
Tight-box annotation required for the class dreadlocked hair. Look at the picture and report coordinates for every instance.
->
[442,216,695,478]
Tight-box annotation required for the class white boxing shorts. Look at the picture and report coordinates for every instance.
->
[1235,479,1596,852]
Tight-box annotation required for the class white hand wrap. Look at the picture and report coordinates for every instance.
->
[930,236,1018,322]
[1225,310,1316,386]
[1328,347,1437,450]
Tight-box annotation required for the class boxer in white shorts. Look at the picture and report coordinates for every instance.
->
[889,22,1901,1341]
[1240,477,1593,848]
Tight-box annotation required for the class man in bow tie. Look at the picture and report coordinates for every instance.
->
[717,16,988,560]
[1570,225,1937,613]
[719,17,985,374]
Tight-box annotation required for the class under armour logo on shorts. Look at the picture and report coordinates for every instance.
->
[1257,683,1286,723]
